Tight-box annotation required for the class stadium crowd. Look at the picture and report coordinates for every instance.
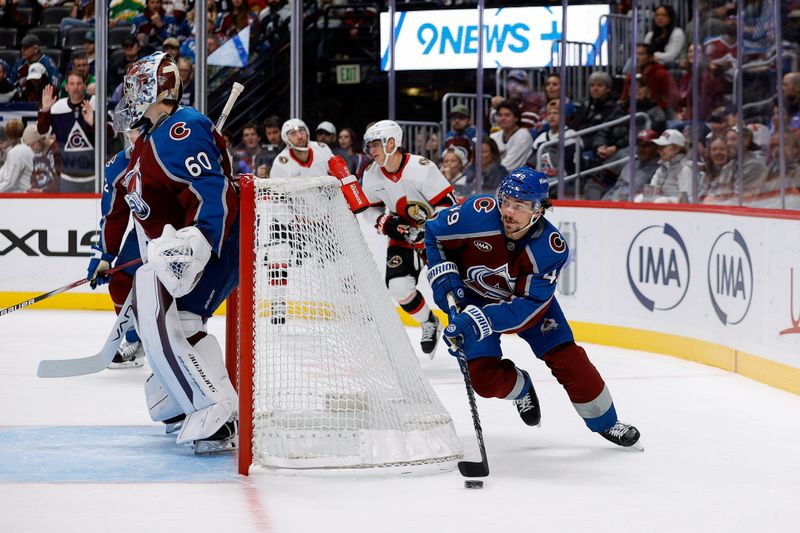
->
[0,0,797,211]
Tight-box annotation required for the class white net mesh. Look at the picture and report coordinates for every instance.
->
[248,177,462,470]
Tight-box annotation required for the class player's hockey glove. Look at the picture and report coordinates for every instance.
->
[86,245,115,289]
[443,305,492,352]
[375,213,409,241]
[427,261,467,312]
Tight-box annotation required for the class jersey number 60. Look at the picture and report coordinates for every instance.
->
[185,152,213,177]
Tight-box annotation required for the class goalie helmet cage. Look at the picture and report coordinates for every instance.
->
[228,175,463,476]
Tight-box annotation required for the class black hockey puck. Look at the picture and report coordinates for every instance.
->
[464,480,484,489]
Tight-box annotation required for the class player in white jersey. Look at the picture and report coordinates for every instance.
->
[360,120,457,356]
[269,118,334,178]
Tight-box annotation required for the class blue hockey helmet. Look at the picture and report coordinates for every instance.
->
[496,167,550,209]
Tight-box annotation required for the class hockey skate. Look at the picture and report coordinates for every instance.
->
[600,421,643,450]
[513,374,541,426]
[163,414,186,434]
[420,313,441,357]
[108,339,145,369]
[194,419,238,455]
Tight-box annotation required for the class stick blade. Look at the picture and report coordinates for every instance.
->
[37,354,106,378]
[458,460,489,478]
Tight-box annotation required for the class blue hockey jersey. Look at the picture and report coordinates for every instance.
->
[425,194,568,334]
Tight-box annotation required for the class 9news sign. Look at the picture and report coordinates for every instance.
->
[379,5,609,70]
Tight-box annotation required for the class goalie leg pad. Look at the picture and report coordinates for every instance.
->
[541,342,617,431]
[468,357,528,399]
[144,372,184,423]
[133,265,238,440]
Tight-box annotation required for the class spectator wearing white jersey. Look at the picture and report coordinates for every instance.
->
[0,121,34,193]
[490,100,533,171]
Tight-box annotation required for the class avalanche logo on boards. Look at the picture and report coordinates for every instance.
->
[626,223,690,312]
[707,229,753,325]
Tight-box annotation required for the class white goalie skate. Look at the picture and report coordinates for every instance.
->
[108,339,145,369]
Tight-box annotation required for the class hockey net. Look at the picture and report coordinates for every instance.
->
[229,175,462,475]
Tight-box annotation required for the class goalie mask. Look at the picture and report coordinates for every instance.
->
[363,120,403,167]
[281,118,310,152]
[114,52,182,132]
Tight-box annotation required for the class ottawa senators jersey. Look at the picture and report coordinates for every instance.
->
[424,194,568,333]
[361,153,455,228]
[269,142,334,178]
[99,106,238,258]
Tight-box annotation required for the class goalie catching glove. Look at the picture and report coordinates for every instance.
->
[87,246,115,288]
[444,305,492,353]
[147,224,212,298]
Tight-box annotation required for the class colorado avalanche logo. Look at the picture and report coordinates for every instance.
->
[64,122,91,151]
[123,161,151,220]
[549,232,566,253]
[473,197,496,213]
[464,264,514,301]
[169,121,191,141]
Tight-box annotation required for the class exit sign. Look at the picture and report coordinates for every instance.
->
[336,64,361,84]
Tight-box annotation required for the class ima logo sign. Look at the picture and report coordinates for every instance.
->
[707,229,753,325]
[626,223,690,311]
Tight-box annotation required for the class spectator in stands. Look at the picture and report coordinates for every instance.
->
[785,9,800,45]
[637,129,693,203]
[38,73,96,192]
[254,115,282,175]
[783,72,800,130]
[620,43,678,114]
[216,0,260,41]
[177,57,194,106]
[10,35,60,88]
[163,37,181,60]
[60,0,95,36]
[14,63,50,103]
[0,126,7,167]
[629,77,667,133]
[440,145,472,197]
[479,136,507,193]
[0,60,16,103]
[109,35,143,93]
[84,29,97,75]
[28,130,61,193]
[603,129,661,201]
[233,122,263,174]
[134,0,180,48]
[682,1,734,62]
[763,131,800,192]
[532,100,579,178]
[490,100,532,171]
[718,126,768,195]
[315,121,348,161]
[643,4,685,66]
[59,51,95,98]
[0,120,34,194]
[444,104,476,161]
[703,13,737,71]
[572,71,626,165]
[698,136,728,201]
[672,44,727,127]
[490,70,543,131]
[540,72,574,126]
[336,126,364,175]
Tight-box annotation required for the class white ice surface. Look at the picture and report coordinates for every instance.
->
[1,310,799,533]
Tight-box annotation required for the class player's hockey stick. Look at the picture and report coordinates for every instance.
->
[37,291,135,378]
[215,82,244,131]
[447,293,490,478]
[0,258,142,318]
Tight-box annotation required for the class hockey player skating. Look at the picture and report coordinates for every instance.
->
[360,120,457,356]
[88,129,145,369]
[425,167,641,448]
[91,52,240,453]
[269,118,334,178]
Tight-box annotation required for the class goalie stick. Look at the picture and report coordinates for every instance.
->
[447,293,490,478]
[37,291,135,377]
[0,258,142,318]
[35,82,246,378]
